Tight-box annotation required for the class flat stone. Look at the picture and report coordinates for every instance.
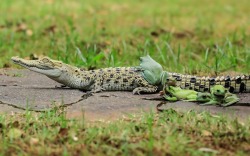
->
[0,69,249,121]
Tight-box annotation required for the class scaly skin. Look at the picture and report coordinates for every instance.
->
[11,56,158,94]
[167,72,250,93]
[12,56,250,94]
[139,55,250,93]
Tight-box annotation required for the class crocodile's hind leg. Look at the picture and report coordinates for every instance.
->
[132,77,158,94]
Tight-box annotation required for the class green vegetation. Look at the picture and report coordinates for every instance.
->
[0,109,249,155]
[0,0,249,155]
[0,0,249,73]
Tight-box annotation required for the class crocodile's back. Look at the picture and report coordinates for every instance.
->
[97,67,143,91]
[168,73,250,93]
[89,67,157,93]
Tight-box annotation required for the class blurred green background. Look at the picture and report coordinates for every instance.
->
[0,0,249,74]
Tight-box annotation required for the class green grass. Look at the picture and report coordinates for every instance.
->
[0,0,250,155]
[0,109,249,155]
[0,0,249,73]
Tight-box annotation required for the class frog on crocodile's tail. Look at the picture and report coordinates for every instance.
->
[162,78,239,107]
[139,55,250,93]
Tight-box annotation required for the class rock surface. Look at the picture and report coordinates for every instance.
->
[0,69,249,121]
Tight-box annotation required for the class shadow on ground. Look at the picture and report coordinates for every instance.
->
[0,69,249,121]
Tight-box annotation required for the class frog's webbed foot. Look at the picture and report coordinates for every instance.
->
[199,100,218,106]
[163,95,177,101]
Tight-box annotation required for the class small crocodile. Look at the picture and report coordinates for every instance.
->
[11,56,157,94]
[11,56,250,94]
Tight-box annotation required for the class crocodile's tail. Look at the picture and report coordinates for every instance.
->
[168,72,250,93]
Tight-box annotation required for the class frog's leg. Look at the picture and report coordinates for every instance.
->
[222,95,240,107]
[199,100,218,106]
[163,95,178,101]
[184,94,198,102]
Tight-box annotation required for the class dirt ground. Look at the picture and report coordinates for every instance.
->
[0,69,249,121]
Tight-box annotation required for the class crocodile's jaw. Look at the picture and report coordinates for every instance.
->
[11,56,62,77]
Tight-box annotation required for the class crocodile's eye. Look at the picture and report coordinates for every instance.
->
[41,58,50,63]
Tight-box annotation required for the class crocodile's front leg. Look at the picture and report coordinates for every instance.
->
[89,76,106,93]
[132,77,158,94]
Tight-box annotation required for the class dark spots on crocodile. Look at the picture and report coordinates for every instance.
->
[117,76,121,79]
[185,83,190,87]
[114,80,119,84]
[194,88,199,91]
[225,81,230,88]
[240,82,246,92]
[123,78,129,82]
[236,77,241,84]
[229,86,235,93]
[189,87,193,90]
[129,71,134,74]
[130,80,136,86]
[138,79,143,83]
[110,74,114,78]
[106,79,111,83]
[195,83,200,86]
[225,76,230,81]
[75,70,78,72]
[190,77,196,83]
[199,85,204,88]
[209,78,215,85]
[125,69,128,72]
[107,69,111,72]
[86,77,90,81]
[122,73,127,76]
[176,77,182,81]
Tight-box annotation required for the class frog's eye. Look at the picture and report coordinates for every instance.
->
[202,95,207,99]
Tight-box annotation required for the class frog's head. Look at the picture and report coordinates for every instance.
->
[211,85,227,97]
[197,92,212,102]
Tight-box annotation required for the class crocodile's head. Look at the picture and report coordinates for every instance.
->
[11,56,67,77]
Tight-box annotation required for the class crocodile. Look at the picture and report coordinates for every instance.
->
[11,56,158,94]
[11,56,250,94]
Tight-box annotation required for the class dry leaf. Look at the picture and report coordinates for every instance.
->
[29,137,39,145]
[58,127,69,137]
[26,29,33,36]
[16,23,27,32]
[199,147,218,153]
[201,130,212,137]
